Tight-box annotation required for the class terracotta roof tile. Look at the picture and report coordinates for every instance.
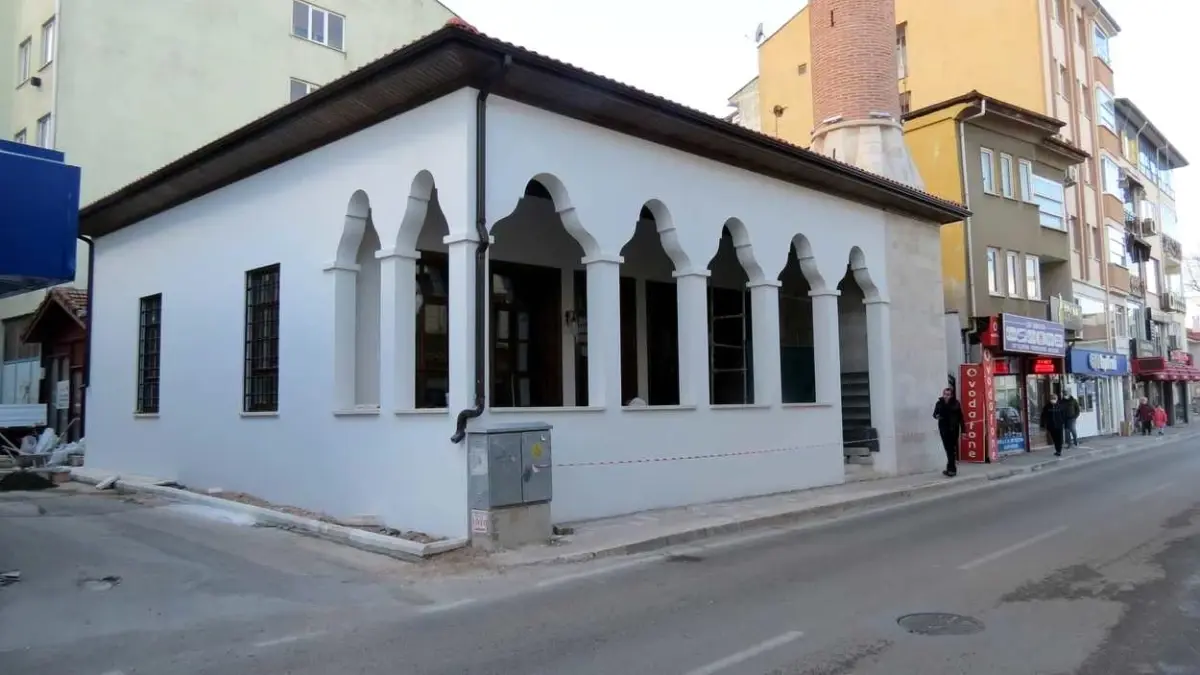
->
[51,287,89,322]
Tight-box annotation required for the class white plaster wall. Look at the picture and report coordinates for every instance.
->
[89,87,917,535]
[88,90,477,538]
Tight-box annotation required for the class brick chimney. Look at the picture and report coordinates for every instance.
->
[808,0,923,189]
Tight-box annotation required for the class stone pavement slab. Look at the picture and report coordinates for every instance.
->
[493,428,1200,567]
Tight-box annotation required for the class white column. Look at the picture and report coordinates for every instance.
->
[865,297,897,473]
[809,289,842,407]
[444,234,480,419]
[749,280,782,406]
[635,279,650,400]
[376,248,420,411]
[674,270,711,407]
[324,262,359,410]
[585,255,624,409]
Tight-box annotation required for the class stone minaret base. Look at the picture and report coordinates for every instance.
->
[810,119,925,191]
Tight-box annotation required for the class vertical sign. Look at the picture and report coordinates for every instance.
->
[959,355,997,463]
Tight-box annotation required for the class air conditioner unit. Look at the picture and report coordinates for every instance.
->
[1064,166,1079,187]
[1141,217,1157,235]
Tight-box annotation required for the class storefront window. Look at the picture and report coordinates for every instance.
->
[995,374,1026,453]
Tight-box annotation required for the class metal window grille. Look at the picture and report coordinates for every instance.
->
[244,264,281,412]
[136,294,162,413]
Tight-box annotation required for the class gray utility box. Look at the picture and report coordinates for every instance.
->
[467,422,553,550]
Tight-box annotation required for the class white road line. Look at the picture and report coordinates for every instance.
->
[958,526,1068,571]
[535,559,653,589]
[253,631,327,648]
[682,631,805,675]
[1129,481,1172,503]
[418,597,478,614]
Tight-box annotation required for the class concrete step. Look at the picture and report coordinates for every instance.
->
[843,446,872,457]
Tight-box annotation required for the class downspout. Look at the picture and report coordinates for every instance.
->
[49,0,61,147]
[77,234,93,438]
[957,100,988,321]
[451,54,512,444]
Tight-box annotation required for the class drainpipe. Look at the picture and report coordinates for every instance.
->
[957,100,988,322]
[49,0,61,147]
[451,54,512,444]
[77,234,93,438]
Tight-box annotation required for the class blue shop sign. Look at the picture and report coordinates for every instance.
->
[1067,349,1129,377]
[1001,313,1066,357]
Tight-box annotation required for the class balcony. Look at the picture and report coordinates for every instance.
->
[1108,263,1131,295]
[1124,213,1152,263]
[1162,232,1183,262]
[1129,273,1145,297]
[1160,290,1186,314]
[1094,56,1115,92]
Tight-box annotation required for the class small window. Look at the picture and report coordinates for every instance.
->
[17,38,30,83]
[1006,252,1022,297]
[1080,83,1090,116]
[1091,224,1102,260]
[1101,157,1121,195]
[797,63,808,75]
[12,128,26,144]
[1053,0,1065,24]
[136,294,162,414]
[1025,255,1042,300]
[1000,154,1015,198]
[292,1,345,50]
[1096,86,1116,130]
[987,247,1001,294]
[1146,258,1159,294]
[1076,14,1085,44]
[1093,24,1111,64]
[244,264,281,413]
[1018,159,1035,202]
[1084,157,1094,185]
[40,18,55,67]
[1,314,40,362]
[289,77,318,102]
[1034,175,1066,230]
[896,23,908,79]
[980,148,996,194]
[36,114,52,148]
[899,91,911,116]
[1107,225,1127,267]
[1058,65,1069,100]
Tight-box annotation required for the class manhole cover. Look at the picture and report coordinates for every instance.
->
[78,576,121,592]
[664,554,704,563]
[897,613,984,636]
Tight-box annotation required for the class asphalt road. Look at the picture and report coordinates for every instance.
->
[4,436,1200,675]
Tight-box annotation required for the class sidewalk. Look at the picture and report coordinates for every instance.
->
[493,427,1200,567]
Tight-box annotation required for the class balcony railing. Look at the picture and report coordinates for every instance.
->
[1162,233,1183,261]
[1129,274,1146,297]
[1160,290,1186,313]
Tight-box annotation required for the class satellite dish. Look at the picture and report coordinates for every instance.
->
[754,22,765,42]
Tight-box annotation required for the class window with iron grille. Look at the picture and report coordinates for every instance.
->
[136,294,162,414]
[244,264,281,412]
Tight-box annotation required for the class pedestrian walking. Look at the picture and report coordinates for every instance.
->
[1136,397,1154,436]
[1153,404,1168,436]
[933,386,965,477]
[1040,393,1068,457]
[1063,392,1081,447]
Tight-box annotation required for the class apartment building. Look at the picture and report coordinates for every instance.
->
[0,0,456,420]
[752,0,1189,432]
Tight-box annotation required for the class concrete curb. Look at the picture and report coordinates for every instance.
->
[70,473,467,562]
[523,432,1200,566]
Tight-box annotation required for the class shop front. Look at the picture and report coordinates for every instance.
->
[1132,351,1200,426]
[1066,348,1129,439]
[977,313,1067,455]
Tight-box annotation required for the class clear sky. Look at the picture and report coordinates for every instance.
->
[445,0,1192,251]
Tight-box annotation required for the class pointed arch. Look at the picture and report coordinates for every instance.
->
[335,190,372,266]
[790,234,827,292]
[722,218,766,285]
[848,246,882,303]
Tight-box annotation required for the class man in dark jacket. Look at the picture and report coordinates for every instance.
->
[1062,393,1081,447]
[1041,394,1068,456]
[933,387,966,477]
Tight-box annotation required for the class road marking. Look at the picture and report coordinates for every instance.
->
[1129,482,1172,503]
[253,631,326,648]
[682,631,805,675]
[958,526,1068,571]
[418,597,478,614]
[535,559,653,589]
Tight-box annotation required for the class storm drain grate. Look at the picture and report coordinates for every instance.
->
[664,554,704,563]
[897,613,984,636]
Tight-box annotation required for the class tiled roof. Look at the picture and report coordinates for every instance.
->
[52,287,89,322]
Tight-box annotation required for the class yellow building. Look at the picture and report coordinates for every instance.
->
[755,1,1187,364]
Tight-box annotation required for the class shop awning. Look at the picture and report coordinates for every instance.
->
[1132,357,1200,381]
